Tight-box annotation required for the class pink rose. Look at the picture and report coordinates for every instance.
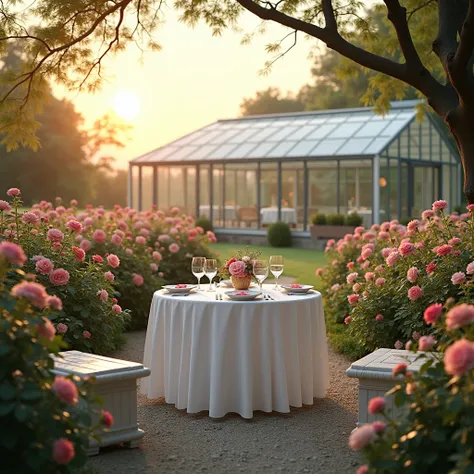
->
[412,331,421,341]
[135,236,146,245]
[344,316,351,325]
[424,303,443,325]
[444,339,474,376]
[72,246,85,262]
[49,268,70,286]
[36,317,56,341]
[407,220,419,232]
[93,254,103,263]
[368,396,386,414]
[352,283,361,292]
[111,234,123,246]
[364,272,375,281]
[11,281,48,308]
[48,295,63,311]
[407,267,419,283]
[426,262,437,274]
[394,340,403,350]
[112,304,122,313]
[0,242,27,266]
[52,376,78,406]
[83,331,91,339]
[408,286,423,301]
[66,220,82,233]
[418,335,436,351]
[132,273,144,286]
[47,228,64,243]
[106,254,120,268]
[466,262,474,275]
[53,439,75,465]
[372,421,386,433]
[375,314,383,322]
[375,278,385,287]
[35,258,54,275]
[421,209,434,219]
[432,200,448,211]
[80,239,91,252]
[386,251,399,266]
[315,268,323,276]
[152,251,162,261]
[437,244,452,256]
[169,243,180,254]
[57,323,68,334]
[150,263,158,272]
[104,271,115,281]
[22,212,39,225]
[392,362,407,377]
[348,294,360,306]
[348,425,376,451]
[92,229,107,243]
[97,289,108,301]
[451,272,466,285]
[229,260,247,277]
[101,409,114,427]
[125,248,133,255]
[399,242,415,257]
[346,272,358,284]
[7,187,20,196]
[446,304,474,330]
[0,200,12,212]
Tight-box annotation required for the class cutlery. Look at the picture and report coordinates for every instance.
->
[171,293,190,297]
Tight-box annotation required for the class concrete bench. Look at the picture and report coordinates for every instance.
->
[52,350,150,455]
[346,348,438,427]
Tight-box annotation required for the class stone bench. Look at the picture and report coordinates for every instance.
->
[346,348,438,427]
[52,350,150,456]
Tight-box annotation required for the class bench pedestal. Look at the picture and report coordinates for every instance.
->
[53,350,150,456]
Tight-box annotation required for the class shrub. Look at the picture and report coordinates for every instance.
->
[345,213,363,227]
[312,213,327,225]
[319,200,474,359]
[195,217,213,232]
[352,301,474,473]
[0,241,110,473]
[267,222,292,247]
[327,213,345,226]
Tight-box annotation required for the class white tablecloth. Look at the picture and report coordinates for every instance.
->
[141,285,329,418]
[199,205,239,221]
[260,207,297,225]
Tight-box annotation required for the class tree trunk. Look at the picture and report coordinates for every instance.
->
[445,106,474,204]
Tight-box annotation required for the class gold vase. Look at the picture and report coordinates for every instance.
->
[231,275,252,290]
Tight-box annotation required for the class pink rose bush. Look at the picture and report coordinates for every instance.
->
[353,301,474,472]
[0,242,111,473]
[318,200,474,358]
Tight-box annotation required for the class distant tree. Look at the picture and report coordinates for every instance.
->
[240,87,304,116]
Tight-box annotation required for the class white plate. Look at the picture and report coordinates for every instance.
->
[281,284,314,294]
[224,290,262,301]
[163,284,197,294]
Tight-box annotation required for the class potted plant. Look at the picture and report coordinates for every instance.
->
[218,248,261,290]
[310,212,360,240]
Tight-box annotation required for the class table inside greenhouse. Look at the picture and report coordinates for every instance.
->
[140,285,329,418]
[199,205,239,221]
[260,207,297,225]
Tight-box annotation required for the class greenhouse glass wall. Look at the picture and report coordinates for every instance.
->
[129,100,461,235]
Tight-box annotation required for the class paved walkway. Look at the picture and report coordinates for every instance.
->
[88,329,360,474]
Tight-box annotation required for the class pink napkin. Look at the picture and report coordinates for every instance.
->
[175,284,187,288]
[290,284,303,288]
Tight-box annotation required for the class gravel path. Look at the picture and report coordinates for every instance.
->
[88,329,360,474]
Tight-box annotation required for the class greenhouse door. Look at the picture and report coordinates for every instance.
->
[409,165,440,218]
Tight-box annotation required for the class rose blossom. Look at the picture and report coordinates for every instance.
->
[407,220,419,232]
[412,331,421,341]
[408,286,423,301]
[344,316,351,325]
[112,304,122,313]
[361,248,373,260]
[7,187,20,196]
[125,248,133,255]
[72,246,85,262]
[386,251,399,266]
[93,254,103,263]
[37,317,56,341]
[437,244,452,256]
[80,239,91,252]
[418,335,436,351]
[407,267,419,283]
[97,289,108,301]
[426,262,437,274]
[132,273,144,287]
[444,339,474,375]
[106,254,120,268]
[101,410,114,427]
[52,376,78,406]
[432,200,448,211]
[169,243,180,254]
[150,263,158,272]
[348,425,376,451]
[346,272,358,284]
[394,340,403,350]
[49,268,70,286]
[352,283,361,292]
[375,278,385,287]
[66,220,82,233]
[0,242,27,266]
[392,362,407,377]
[48,295,63,311]
[152,251,162,261]
[111,234,123,246]
[11,281,48,308]
[92,229,107,243]
[35,258,54,275]
[53,439,75,465]
[451,272,466,285]
[135,236,146,245]
[372,421,386,433]
[367,396,386,414]
[104,271,115,281]
[364,272,375,282]
[424,303,443,325]
[375,314,383,321]
[0,200,12,212]
[348,294,360,306]
[83,331,91,339]
[399,242,415,257]
[229,260,247,277]
[466,261,474,274]
[315,268,323,276]
[57,323,68,334]
[22,212,40,225]
[47,228,64,243]
[446,304,474,330]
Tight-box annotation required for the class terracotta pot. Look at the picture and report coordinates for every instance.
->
[231,275,252,290]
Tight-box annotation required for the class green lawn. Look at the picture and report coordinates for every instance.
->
[209,242,327,289]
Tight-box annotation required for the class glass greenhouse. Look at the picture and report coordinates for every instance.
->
[129,100,461,236]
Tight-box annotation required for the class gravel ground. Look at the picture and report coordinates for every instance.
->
[88,328,360,474]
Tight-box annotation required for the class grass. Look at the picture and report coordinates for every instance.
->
[209,242,327,289]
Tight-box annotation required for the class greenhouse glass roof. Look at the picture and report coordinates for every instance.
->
[132,100,422,164]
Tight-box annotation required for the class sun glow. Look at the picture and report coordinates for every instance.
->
[113,90,140,120]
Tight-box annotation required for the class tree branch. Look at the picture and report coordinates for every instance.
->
[322,0,336,31]
[452,0,474,94]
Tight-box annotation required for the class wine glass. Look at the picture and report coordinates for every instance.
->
[192,257,206,290]
[253,260,269,293]
[269,255,284,290]
[204,259,218,291]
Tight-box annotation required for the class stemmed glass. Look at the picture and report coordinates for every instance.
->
[192,257,206,290]
[204,259,218,291]
[253,260,269,293]
[269,255,284,290]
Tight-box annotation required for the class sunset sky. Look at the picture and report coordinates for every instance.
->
[58,8,316,169]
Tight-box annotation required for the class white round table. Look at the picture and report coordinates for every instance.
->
[260,207,297,225]
[140,284,329,419]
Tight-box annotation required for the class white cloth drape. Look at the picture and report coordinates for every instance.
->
[141,286,329,419]
[260,207,297,225]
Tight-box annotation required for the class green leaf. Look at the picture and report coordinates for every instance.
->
[0,401,16,416]
[0,382,16,401]
[14,404,30,422]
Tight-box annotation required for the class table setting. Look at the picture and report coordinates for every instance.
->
[141,248,329,419]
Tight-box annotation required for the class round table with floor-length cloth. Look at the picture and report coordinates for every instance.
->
[140,285,329,419]
[260,207,297,225]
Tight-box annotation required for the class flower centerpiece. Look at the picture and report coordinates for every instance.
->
[219,248,261,290]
